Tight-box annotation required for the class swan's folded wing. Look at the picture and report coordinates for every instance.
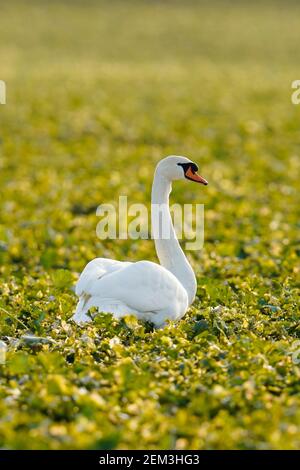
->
[75,258,132,297]
[77,260,188,314]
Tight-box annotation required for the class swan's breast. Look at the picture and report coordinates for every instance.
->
[132,260,189,312]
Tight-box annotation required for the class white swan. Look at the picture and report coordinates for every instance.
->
[72,156,208,328]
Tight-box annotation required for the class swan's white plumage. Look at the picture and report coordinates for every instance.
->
[73,258,189,327]
[72,155,207,328]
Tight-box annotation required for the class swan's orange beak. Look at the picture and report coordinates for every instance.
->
[185,166,208,185]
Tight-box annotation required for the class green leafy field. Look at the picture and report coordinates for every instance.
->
[0,0,299,449]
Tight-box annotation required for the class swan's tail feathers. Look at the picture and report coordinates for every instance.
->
[72,296,141,324]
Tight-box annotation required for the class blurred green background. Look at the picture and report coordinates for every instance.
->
[0,0,299,450]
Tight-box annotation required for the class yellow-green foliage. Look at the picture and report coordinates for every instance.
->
[0,0,299,449]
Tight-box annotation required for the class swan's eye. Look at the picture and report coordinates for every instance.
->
[190,163,198,174]
[177,162,198,174]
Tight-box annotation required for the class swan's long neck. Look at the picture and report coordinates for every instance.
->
[151,171,196,305]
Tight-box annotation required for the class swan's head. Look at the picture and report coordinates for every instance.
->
[156,155,208,185]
